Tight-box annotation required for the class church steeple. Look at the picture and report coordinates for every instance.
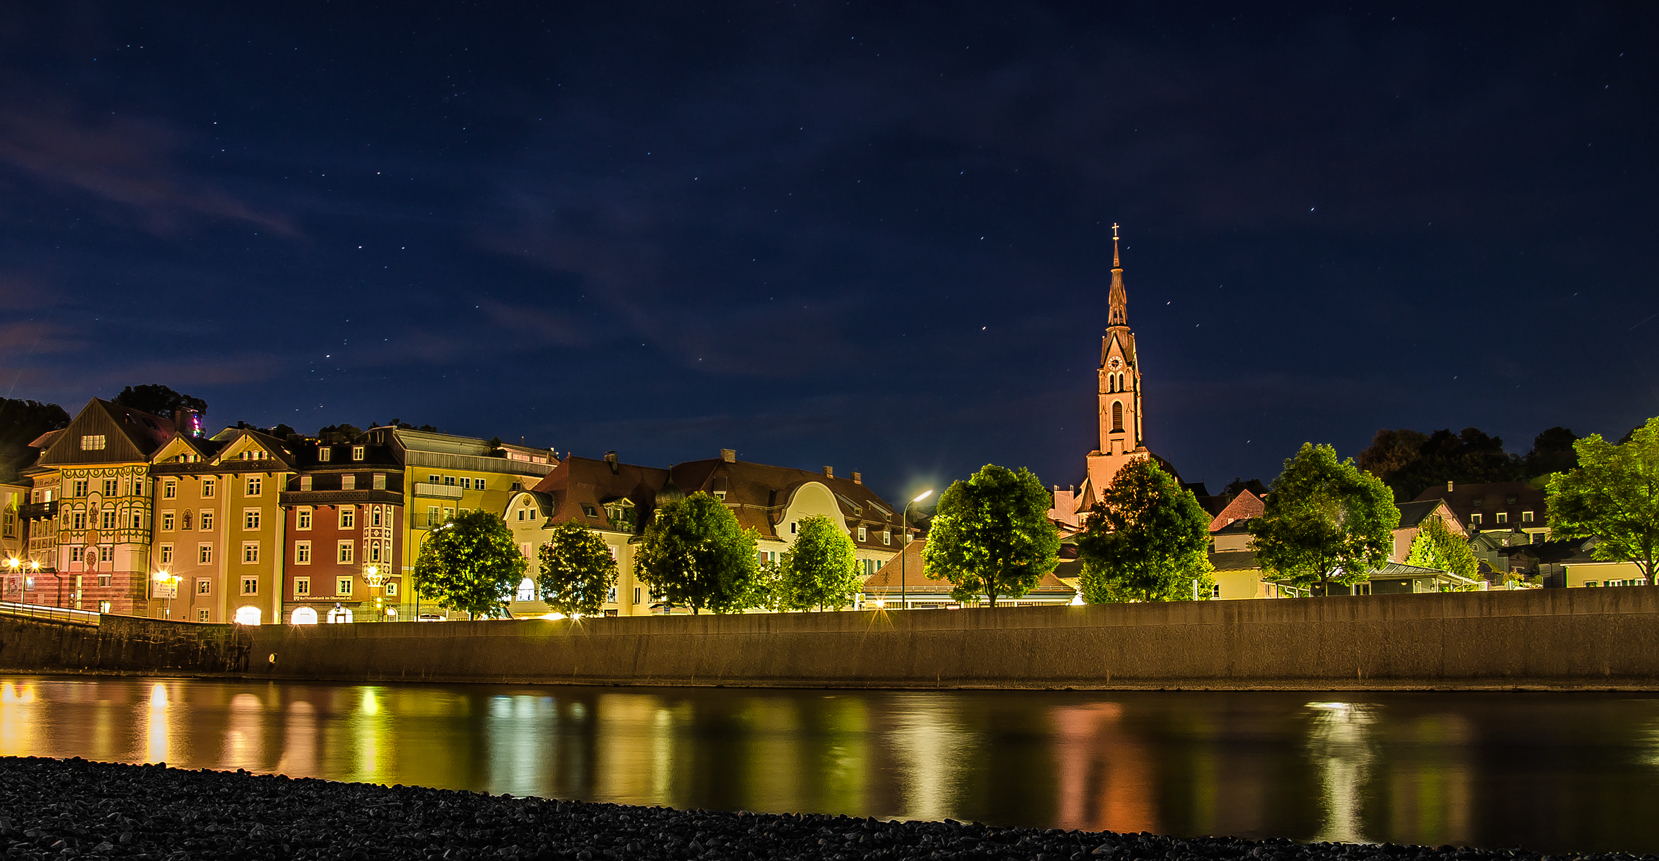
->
[1107,223,1127,327]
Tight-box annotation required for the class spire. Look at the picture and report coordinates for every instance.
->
[1107,223,1127,327]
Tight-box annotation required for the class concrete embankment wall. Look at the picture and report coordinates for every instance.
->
[0,614,252,676]
[7,587,1659,689]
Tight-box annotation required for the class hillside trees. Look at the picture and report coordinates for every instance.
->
[922,464,1061,607]
[1078,458,1215,602]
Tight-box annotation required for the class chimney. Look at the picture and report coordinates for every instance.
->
[823,466,834,479]
[720,448,736,463]
[1447,480,1454,492]
[604,451,619,474]
[852,471,862,485]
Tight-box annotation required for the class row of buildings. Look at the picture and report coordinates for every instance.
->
[0,398,921,624]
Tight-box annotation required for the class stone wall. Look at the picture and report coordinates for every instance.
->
[8,587,1659,689]
[0,615,252,676]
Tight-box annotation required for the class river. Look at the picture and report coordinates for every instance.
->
[2,676,1656,854]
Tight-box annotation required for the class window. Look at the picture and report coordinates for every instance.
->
[80,434,105,451]
[337,577,354,596]
[1586,581,1600,587]
[581,504,598,518]
[1496,511,1509,525]
[300,475,313,491]
[100,509,116,530]
[162,511,175,531]
[341,474,356,491]
[295,541,312,564]
[607,586,618,603]
[529,509,537,520]
[857,526,867,541]
[352,445,365,461]
[244,508,261,530]
[97,573,110,587]
[199,545,213,564]
[340,507,356,529]
[427,505,440,525]
[297,507,313,530]
[373,473,386,490]
[386,581,398,597]
[132,512,143,530]
[1522,510,1535,523]
[634,587,642,605]
[295,577,310,596]
[102,479,118,497]
[163,480,177,499]
[318,447,332,462]
[69,546,83,563]
[1470,512,1482,526]
[99,546,112,562]
[196,609,210,623]
[72,511,87,530]
[790,522,797,535]
[160,544,174,565]
[428,474,440,483]
[197,578,211,595]
[201,479,215,498]
[369,542,382,563]
[72,479,88,497]
[338,541,355,564]
[242,542,259,564]
[461,477,472,490]
[883,530,892,546]
[516,578,536,602]
[241,577,258,595]
[1111,401,1124,432]
[713,489,726,500]
[517,509,525,521]
[246,477,262,497]
[200,510,214,531]
[371,506,383,527]
[443,506,455,521]
[444,476,456,486]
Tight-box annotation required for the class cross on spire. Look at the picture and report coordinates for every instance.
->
[1112,223,1120,268]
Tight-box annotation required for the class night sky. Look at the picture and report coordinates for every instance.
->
[2,3,1655,507]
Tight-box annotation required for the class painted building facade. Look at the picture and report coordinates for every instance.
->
[279,436,406,625]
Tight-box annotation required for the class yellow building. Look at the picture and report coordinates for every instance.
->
[386,428,555,619]
[149,428,295,624]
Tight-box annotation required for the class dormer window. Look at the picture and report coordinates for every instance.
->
[1522,510,1535,523]
[318,447,332,462]
[1496,511,1508,525]
[857,527,867,542]
[352,446,365,461]
[581,504,599,518]
[713,490,726,500]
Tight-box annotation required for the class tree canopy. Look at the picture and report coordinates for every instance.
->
[413,509,527,619]
[634,491,760,613]
[537,520,618,617]
[0,398,69,483]
[780,514,863,610]
[922,464,1061,607]
[111,384,207,417]
[1357,425,1584,500]
[1404,515,1479,585]
[1249,443,1400,593]
[1078,458,1215,603]
[1547,416,1659,583]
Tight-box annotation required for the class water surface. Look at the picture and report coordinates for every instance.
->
[2,676,1656,854]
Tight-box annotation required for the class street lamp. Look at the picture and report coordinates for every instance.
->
[901,489,933,611]
[151,569,178,619]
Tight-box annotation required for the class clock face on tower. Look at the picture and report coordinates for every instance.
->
[1108,357,1122,370]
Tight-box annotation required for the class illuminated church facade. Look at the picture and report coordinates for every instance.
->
[1050,225,1161,530]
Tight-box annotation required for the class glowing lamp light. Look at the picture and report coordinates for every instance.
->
[912,489,933,504]
[1070,592,1084,606]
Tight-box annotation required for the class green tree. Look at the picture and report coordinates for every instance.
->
[922,464,1061,607]
[1547,416,1659,583]
[780,514,863,610]
[537,520,618,617]
[111,384,207,417]
[1405,515,1479,586]
[1249,443,1400,594]
[1077,458,1216,603]
[742,557,786,612]
[413,509,527,619]
[634,491,759,613]
[0,398,69,483]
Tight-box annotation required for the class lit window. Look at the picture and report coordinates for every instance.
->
[373,473,386,490]
[1470,512,1482,526]
[318,447,332,462]
[196,609,209,623]
[386,581,398,597]
[1496,511,1508,525]
[295,577,310,596]
[300,475,313,491]
[883,530,891,546]
[516,578,536,602]
[80,435,105,450]
[352,445,365,461]
[1522,510,1535,523]
[197,578,210,595]
[233,606,261,626]
[337,577,354,595]
[296,541,312,564]
[857,527,867,542]
[341,475,356,491]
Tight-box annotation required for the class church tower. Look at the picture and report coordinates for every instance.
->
[1081,224,1150,506]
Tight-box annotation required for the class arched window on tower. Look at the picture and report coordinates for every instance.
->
[1112,401,1124,432]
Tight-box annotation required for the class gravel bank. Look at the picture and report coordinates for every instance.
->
[0,756,1643,861]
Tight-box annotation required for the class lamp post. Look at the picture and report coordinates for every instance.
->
[363,563,384,622]
[900,489,933,611]
[151,569,178,619]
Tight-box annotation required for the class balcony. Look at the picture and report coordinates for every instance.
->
[19,501,57,520]
[413,482,464,500]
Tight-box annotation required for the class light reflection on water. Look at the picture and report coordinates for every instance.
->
[1,676,1658,855]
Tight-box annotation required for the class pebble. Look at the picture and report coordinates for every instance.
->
[0,756,1648,860]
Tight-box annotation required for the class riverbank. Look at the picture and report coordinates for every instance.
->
[9,588,1659,690]
[0,756,1641,861]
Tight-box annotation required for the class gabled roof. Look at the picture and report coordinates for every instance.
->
[1396,498,1464,533]
[531,455,669,534]
[1208,489,1264,533]
[38,399,176,466]
[211,428,298,470]
[148,433,228,470]
[668,457,902,544]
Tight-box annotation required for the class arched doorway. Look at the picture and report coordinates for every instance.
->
[290,606,319,625]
